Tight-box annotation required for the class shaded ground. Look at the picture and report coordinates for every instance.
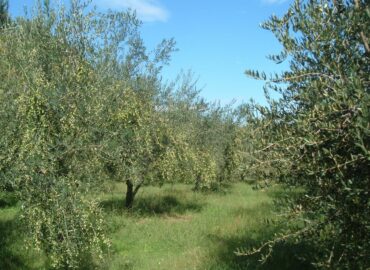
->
[0,193,32,270]
[0,192,45,270]
[100,193,203,216]
[0,216,30,270]
[101,183,315,270]
[0,183,315,269]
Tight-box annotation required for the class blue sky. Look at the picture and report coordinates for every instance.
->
[9,0,292,105]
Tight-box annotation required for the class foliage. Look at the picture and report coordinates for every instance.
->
[1,0,240,266]
[240,0,369,268]
[162,72,240,190]
[0,1,128,267]
[0,0,8,27]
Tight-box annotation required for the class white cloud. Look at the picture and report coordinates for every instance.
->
[95,0,169,22]
[261,0,288,4]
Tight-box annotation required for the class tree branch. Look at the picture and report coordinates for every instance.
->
[354,0,370,53]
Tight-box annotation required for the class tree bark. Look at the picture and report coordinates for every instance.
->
[125,179,143,209]
[193,173,201,191]
[125,180,134,209]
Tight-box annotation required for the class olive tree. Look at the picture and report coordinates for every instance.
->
[239,0,369,268]
[90,16,178,208]
[0,0,162,267]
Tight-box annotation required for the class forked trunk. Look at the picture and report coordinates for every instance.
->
[125,180,143,209]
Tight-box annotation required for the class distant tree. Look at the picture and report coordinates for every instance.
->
[162,72,240,191]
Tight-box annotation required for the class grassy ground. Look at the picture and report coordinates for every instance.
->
[100,182,312,270]
[0,192,45,269]
[0,183,313,269]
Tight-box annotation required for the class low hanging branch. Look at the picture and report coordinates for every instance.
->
[235,225,314,263]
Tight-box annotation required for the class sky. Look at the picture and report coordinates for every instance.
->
[9,0,293,105]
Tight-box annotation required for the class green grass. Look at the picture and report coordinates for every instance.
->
[100,183,313,270]
[0,183,314,269]
[0,192,45,270]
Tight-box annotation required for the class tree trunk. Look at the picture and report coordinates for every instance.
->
[125,180,134,209]
[125,179,143,209]
[193,173,201,191]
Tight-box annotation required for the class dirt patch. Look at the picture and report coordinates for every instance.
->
[163,214,193,223]
[136,218,150,225]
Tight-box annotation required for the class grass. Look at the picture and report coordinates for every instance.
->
[100,182,313,270]
[0,192,45,270]
[0,183,314,269]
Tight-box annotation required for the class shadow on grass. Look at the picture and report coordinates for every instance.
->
[0,192,18,208]
[206,231,315,270]
[0,218,31,270]
[205,194,316,270]
[100,194,203,216]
